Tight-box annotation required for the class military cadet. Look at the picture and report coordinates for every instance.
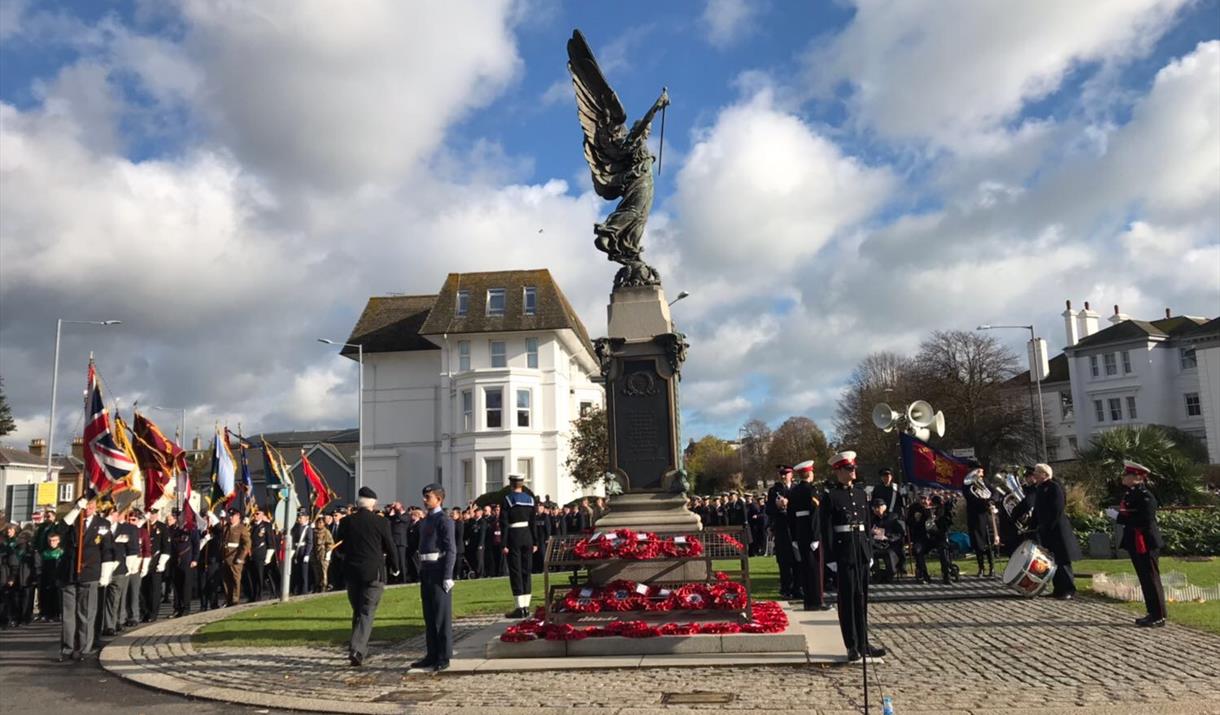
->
[122,510,147,628]
[1108,460,1166,626]
[500,474,537,618]
[766,466,799,598]
[102,506,136,636]
[247,509,272,602]
[530,502,551,574]
[142,509,171,622]
[463,508,485,579]
[335,486,400,666]
[411,483,456,672]
[170,514,198,617]
[788,460,828,611]
[221,510,251,606]
[747,494,767,556]
[820,450,885,663]
[724,492,747,527]
[290,511,313,595]
[58,493,114,661]
[906,493,933,583]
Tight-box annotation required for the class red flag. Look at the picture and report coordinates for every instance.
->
[900,432,972,490]
[83,361,137,490]
[300,449,335,511]
[132,412,187,511]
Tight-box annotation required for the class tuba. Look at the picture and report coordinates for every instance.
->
[964,469,991,500]
[1001,472,1031,530]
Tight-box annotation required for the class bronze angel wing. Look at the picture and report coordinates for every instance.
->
[567,30,635,200]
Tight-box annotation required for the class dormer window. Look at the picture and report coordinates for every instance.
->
[487,288,506,316]
[1181,348,1197,370]
[523,286,537,316]
[456,290,469,317]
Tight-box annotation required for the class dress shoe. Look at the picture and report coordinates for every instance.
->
[71,650,82,662]
[1138,617,1166,628]
[865,645,887,658]
[410,659,437,670]
[349,652,364,667]
[432,662,450,673]
[846,648,861,663]
[818,604,833,611]
[102,628,116,637]
[1135,615,1152,626]
[1053,593,1074,601]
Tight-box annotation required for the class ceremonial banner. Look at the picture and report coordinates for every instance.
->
[132,412,187,511]
[900,432,972,490]
[209,428,237,508]
[83,360,138,491]
[300,449,336,512]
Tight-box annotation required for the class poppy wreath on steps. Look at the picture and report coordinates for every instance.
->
[560,586,603,613]
[717,532,746,553]
[601,579,648,611]
[500,601,790,641]
[673,583,712,610]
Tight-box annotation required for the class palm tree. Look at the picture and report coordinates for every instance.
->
[1076,425,1208,506]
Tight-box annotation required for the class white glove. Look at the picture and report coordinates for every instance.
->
[303,555,309,563]
[827,562,837,573]
[869,559,874,568]
[264,551,273,565]
[125,554,142,574]
[64,507,81,526]
[1104,508,1119,520]
[791,541,799,552]
[157,554,170,573]
[139,557,152,577]
[76,497,88,509]
[99,561,118,587]
[810,541,820,551]
[443,579,455,593]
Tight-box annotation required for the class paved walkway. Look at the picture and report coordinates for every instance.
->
[99,595,1220,715]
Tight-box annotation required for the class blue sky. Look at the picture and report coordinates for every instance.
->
[1,0,1218,452]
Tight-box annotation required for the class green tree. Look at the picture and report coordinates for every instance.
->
[564,407,610,489]
[685,435,741,494]
[766,416,832,475]
[1074,425,1209,507]
[738,418,772,487]
[833,352,916,470]
[0,377,15,437]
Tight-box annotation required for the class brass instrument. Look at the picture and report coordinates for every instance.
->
[1000,472,1031,530]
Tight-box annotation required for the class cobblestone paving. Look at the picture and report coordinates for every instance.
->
[103,596,1220,714]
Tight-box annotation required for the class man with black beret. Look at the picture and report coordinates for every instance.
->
[334,485,400,667]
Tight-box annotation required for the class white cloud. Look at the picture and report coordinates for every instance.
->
[806,0,1191,147]
[701,0,759,49]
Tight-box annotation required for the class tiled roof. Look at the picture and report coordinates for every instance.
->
[0,446,54,467]
[1179,317,1220,342]
[1069,315,1209,350]
[342,295,438,357]
[1010,352,1070,386]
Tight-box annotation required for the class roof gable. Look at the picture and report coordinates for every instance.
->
[1069,315,1208,351]
[342,295,438,357]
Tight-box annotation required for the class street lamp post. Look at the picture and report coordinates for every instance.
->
[978,323,1048,463]
[46,319,121,481]
[318,338,364,494]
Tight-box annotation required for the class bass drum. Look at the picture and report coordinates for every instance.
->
[1002,539,1057,597]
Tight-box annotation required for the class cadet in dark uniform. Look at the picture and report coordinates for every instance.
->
[724,492,747,527]
[1029,463,1082,599]
[1110,460,1166,626]
[248,510,272,602]
[766,466,799,599]
[500,474,537,618]
[142,509,171,621]
[820,451,885,663]
[872,469,905,575]
[788,460,827,610]
[906,493,933,583]
[58,493,114,661]
[412,484,456,672]
[530,503,551,574]
[335,486,400,666]
[171,515,200,617]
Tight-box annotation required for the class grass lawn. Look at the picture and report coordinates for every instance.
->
[195,555,1220,647]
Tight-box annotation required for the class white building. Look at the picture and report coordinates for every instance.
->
[1012,301,1218,463]
[1,441,62,523]
[341,269,605,506]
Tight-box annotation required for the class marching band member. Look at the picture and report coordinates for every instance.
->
[906,492,934,584]
[869,499,904,583]
[788,460,827,611]
[820,450,884,663]
[1028,463,1081,600]
[1107,461,1166,626]
[963,461,998,577]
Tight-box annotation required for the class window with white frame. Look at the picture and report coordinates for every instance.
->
[1121,350,1132,374]
[516,458,533,488]
[523,286,537,316]
[1060,391,1074,420]
[59,481,75,503]
[1181,348,1197,370]
[487,288,506,316]
[456,290,469,317]
[526,337,539,369]
[485,457,504,489]
[1185,392,1201,417]
[1126,396,1138,420]
[1104,353,1118,376]
[1108,397,1123,421]
[458,340,471,371]
[461,390,473,431]
[485,387,503,428]
[490,340,506,368]
[516,389,531,428]
[1094,400,1105,422]
[1089,355,1099,378]
[462,460,474,502]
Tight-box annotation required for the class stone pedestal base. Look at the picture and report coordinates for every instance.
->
[607,285,673,338]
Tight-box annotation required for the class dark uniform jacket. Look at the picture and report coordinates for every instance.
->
[819,482,871,567]
[418,508,456,576]
[786,480,822,547]
[1117,484,1164,555]
[500,491,536,547]
[873,483,901,514]
[291,522,313,563]
[906,503,931,544]
[334,509,399,583]
[250,521,271,561]
[58,513,116,585]
[724,499,747,526]
[171,524,200,567]
[765,482,792,540]
[1031,479,1082,562]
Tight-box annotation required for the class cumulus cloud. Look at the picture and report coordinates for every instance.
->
[701,0,759,49]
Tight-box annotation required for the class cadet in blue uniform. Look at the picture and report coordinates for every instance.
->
[820,451,885,663]
[787,460,827,611]
[412,483,456,672]
[500,474,537,618]
[1109,460,1166,626]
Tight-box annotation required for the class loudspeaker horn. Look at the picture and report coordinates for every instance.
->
[912,426,932,441]
[907,400,935,428]
[933,410,946,438]
[872,403,900,432]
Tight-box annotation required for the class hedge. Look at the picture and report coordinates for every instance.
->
[1071,508,1220,556]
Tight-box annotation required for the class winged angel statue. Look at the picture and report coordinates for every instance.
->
[568,30,669,289]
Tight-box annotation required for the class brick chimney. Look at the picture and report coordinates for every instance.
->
[71,437,84,460]
[28,438,46,459]
[1165,307,1172,319]
[1109,304,1130,325]
[1062,299,1079,347]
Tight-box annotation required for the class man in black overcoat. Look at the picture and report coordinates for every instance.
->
[334,486,400,666]
[1029,463,1082,599]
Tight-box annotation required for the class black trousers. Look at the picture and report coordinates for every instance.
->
[506,543,533,596]
[836,560,869,652]
[393,545,408,583]
[1131,551,1165,619]
[346,579,385,659]
[419,565,452,664]
[247,556,265,602]
[797,540,824,608]
[773,529,798,595]
[172,567,193,614]
[911,541,930,579]
[1052,560,1075,596]
[141,570,163,620]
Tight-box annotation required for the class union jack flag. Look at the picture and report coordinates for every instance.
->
[83,361,137,490]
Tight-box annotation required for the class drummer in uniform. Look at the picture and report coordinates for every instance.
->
[787,460,827,610]
[819,450,885,663]
[1108,460,1166,626]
